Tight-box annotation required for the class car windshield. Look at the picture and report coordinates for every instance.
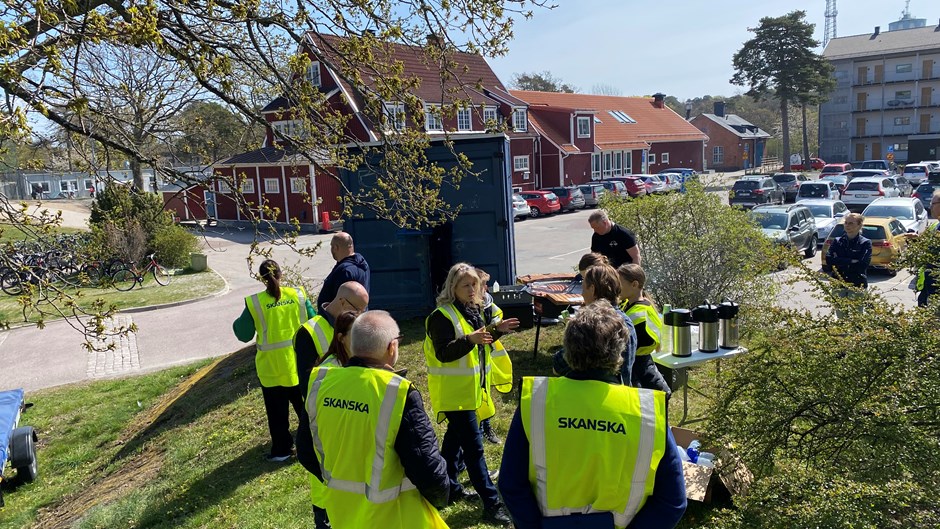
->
[863,205,914,219]
[804,204,834,217]
[773,174,796,183]
[847,182,880,191]
[916,184,937,194]
[733,181,759,190]
[545,193,558,200]
[861,162,886,169]
[822,176,846,183]
[512,194,523,202]
[821,166,842,172]
[798,184,829,197]
[750,212,788,230]
[830,224,888,240]
[905,166,926,174]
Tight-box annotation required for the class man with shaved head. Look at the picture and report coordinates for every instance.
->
[316,232,371,312]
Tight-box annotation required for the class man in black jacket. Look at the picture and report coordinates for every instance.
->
[296,311,450,526]
[316,233,370,311]
[826,212,872,317]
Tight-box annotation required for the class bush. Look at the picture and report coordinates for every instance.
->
[152,225,200,269]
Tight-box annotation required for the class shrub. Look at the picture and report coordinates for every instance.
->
[152,225,200,269]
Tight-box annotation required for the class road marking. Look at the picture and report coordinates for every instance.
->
[549,247,590,260]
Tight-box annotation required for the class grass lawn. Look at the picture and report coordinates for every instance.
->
[0,269,227,326]
[0,225,87,244]
[0,317,732,529]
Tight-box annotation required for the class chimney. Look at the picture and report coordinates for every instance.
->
[873,26,880,37]
[652,93,666,109]
[714,101,725,118]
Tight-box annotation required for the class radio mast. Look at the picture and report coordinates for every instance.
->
[824,0,838,47]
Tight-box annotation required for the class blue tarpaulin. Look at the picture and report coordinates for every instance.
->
[0,388,25,477]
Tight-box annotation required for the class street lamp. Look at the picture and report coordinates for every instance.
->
[685,100,692,120]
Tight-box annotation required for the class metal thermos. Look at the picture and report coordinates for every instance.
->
[718,299,740,349]
[664,309,693,357]
[692,301,720,353]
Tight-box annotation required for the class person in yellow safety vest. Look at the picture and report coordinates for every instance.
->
[424,263,518,526]
[617,264,672,396]
[498,300,687,529]
[295,283,367,529]
[302,310,451,529]
[232,259,314,462]
[475,268,512,444]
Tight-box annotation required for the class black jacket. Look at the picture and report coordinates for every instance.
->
[316,253,371,311]
[826,233,872,288]
[296,357,450,509]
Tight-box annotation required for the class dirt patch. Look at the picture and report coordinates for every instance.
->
[24,200,91,230]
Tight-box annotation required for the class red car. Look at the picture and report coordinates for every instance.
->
[604,176,648,198]
[791,157,826,171]
[519,190,561,218]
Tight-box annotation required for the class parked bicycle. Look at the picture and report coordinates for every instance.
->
[112,253,171,291]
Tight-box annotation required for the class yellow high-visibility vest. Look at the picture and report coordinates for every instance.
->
[520,376,667,529]
[245,287,308,387]
[307,366,449,529]
[487,303,513,393]
[423,304,485,420]
[621,300,662,356]
[298,315,335,508]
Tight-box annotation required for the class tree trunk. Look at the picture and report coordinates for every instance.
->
[781,98,791,171]
[131,158,145,191]
[801,103,810,171]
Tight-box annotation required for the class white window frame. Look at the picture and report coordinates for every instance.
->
[624,151,633,173]
[457,107,472,131]
[218,180,232,193]
[240,179,254,194]
[290,177,306,194]
[272,120,304,138]
[60,180,78,192]
[512,108,527,132]
[264,178,280,194]
[577,116,591,138]
[383,102,406,131]
[713,146,724,164]
[612,151,623,176]
[661,152,670,164]
[648,153,656,165]
[483,106,498,125]
[306,61,321,86]
[425,105,443,132]
[513,155,530,172]
[83,179,94,191]
[592,153,601,179]
[603,152,612,177]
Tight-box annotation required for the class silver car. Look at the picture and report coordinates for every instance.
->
[511,193,531,220]
[861,197,929,234]
[796,198,848,245]
[841,177,901,212]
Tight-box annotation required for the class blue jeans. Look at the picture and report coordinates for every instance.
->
[441,410,500,509]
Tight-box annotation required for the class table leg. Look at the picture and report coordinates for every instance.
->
[532,315,542,360]
[674,367,689,426]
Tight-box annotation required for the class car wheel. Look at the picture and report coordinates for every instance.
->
[804,236,818,258]
[530,207,541,218]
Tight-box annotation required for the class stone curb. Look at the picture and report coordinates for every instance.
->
[120,270,231,314]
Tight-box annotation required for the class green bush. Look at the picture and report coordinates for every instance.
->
[152,225,200,269]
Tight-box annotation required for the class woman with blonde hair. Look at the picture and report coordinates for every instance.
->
[618,263,671,395]
[423,263,517,526]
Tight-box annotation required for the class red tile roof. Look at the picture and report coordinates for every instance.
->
[511,91,708,149]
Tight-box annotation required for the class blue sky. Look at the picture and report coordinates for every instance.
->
[488,0,935,100]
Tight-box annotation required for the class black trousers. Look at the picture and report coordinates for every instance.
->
[261,384,305,456]
[441,410,500,509]
[631,354,672,396]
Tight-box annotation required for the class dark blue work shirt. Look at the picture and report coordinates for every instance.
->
[826,233,872,288]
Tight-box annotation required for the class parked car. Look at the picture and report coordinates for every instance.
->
[598,180,628,196]
[796,198,848,245]
[859,160,895,173]
[543,186,586,212]
[618,176,649,198]
[519,190,561,218]
[841,176,901,212]
[902,162,940,186]
[730,176,784,208]
[820,174,849,196]
[635,174,668,194]
[861,197,929,234]
[772,172,810,202]
[796,181,840,201]
[822,217,915,275]
[511,193,531,220]
[578,184,606,208]
[819,163,853,178]
[888,175,913,197]
[748,203,818,258]
[658,173,682,193]
[791,157,825,171]
[658,168,697,181]
[841,169,891,184]
[913,182,939,215]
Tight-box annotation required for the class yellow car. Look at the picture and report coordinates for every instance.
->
[821,216,915,275]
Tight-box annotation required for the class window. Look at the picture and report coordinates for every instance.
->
[290,178,306,194]
[83,179,94,191]
[592,153,601,178]
[306,61,321,86]
[607,110,636,124]
[457,108,472,131]
[624,151,632,173]
[264,178,279,194]
[60,180,78,192]
[612,151,622,176]
[272,120,304,138]
[895,117,911,126]
[603,152,612,177]
[894,143,909,151]
[577,116,591,138]
[513,155,530,172]
[896,63,912,74]
[661,153,670,164]
[218,180,232,193]
[512,108,527,132]
[383,102,406,131]
[648,153,656,165]
[483,107,498,125]
[713,146,724,164]
[834,95,848,104]
[240,179,254,193]
[895,90,912,100]
[425,105,442,131]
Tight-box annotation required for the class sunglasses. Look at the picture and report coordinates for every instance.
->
[340,297,365,313]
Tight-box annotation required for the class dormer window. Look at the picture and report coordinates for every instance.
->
[306,62,321,86]
[425,105,443,131]
[483,106,498,124]
[512,108,527,132]
[384,102,406,131]
[577,116,591,138]
[457,108,472,131]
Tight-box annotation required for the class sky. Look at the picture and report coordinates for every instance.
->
[488,0,937,101]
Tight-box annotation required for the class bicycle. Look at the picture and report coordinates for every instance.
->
[112,253,171,291]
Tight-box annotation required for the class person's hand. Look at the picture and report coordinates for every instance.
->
[467,327,493,345]
[496,318,520,333]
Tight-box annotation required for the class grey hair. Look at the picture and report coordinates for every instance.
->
[436,262,481,307]
[563,299,627,374]
[350,310,399,359]
[588,209,610,224]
